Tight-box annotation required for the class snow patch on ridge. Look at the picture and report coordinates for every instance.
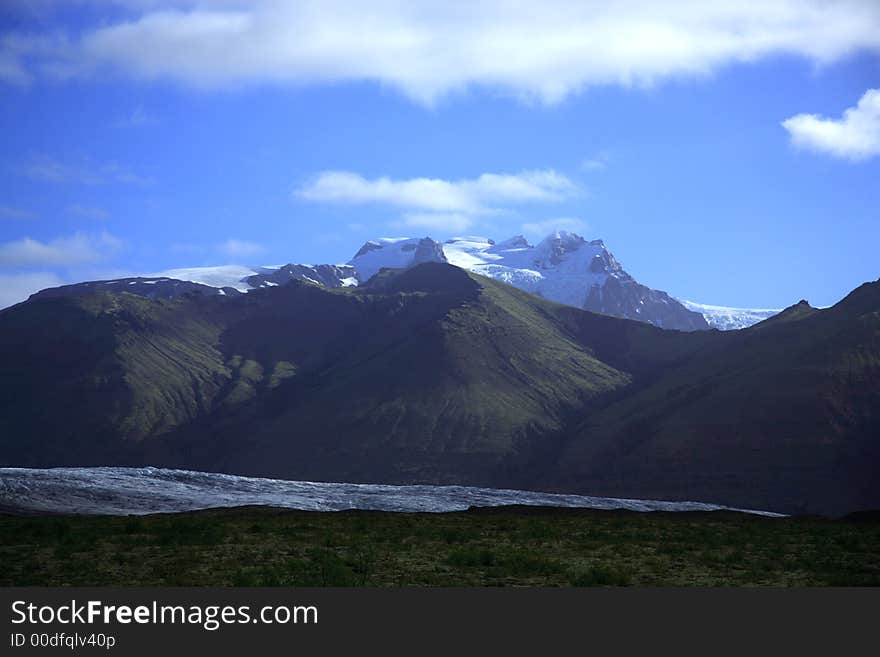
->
[149,265,266,293]
[679,300,781,330]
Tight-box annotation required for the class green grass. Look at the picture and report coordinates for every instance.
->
[1,507,878,587]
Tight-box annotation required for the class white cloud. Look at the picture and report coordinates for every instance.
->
[0,205,35,220]
[0,232,123,268]
[521,217,588,237]
[23,155,104,185]
[580,160,607,171]
[104,163,154,184]
[68,204,111,220]
[298,169,578,234]
[169,242,206,255]
[171,239,264,258]
[21,155,154,185]
[219,238,264,258]
[114,105,158,127]
[401,212,473,232]
[580,152,611,171]
[0,272,64,309]
[0,32,62,85]
[297,170,577,215]
[0,51,30,85]
[3,1,879,104]
[782,88,880,161]
[298,171,477,213]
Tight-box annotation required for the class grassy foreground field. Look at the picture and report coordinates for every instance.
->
[1,506,878,587]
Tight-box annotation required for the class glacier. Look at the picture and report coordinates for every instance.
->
[679,300,782,330]
[0,467,784,516]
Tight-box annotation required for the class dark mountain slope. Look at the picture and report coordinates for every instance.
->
[0,292,237,464]
[546,281,880,515]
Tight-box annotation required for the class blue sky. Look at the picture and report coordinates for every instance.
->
[1,1,878,309]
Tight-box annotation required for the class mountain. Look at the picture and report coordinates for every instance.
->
[679,299,782,330]
[1,262,878,515]
[441,233,709,331]
[12,232,772,330]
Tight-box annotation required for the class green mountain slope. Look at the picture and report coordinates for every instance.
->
[0,292,233,463]
[141,265,647,485]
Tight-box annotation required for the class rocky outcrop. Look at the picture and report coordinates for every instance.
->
[246,264,358,289]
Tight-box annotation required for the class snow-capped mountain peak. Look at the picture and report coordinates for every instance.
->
[348,236,447,281]
[534,230,589,263]
[440,232,701,327]
[494,234,530,249]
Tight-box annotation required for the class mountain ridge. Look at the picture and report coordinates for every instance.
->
[23,231,756,329]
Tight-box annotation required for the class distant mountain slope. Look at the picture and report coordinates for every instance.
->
[149,263,358,292]
[29,277,242,301]
[679,299,781,330]
[1,264,878,514]
[245,263,358,289]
